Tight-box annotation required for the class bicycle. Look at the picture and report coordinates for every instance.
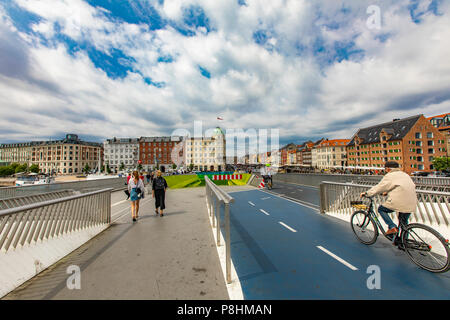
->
[262,175,273,190]
[350,195,450,273]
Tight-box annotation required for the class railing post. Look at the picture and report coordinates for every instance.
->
[216,201,221,246]
[225,203,231,284]
[319,183,326,214]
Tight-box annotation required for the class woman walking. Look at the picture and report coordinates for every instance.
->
[152,170,168,217]
[128,171,145,222]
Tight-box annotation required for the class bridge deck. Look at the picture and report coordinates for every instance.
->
[223,185,450,299]
[3,188,229,300]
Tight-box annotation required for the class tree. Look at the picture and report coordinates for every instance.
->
[83,164,91,174]
[189,163,194,172]
[119,162,125,171]
[30,164,40,173]
[432,156,450,171]
[15,163,28,174]
[106,164,112,174]
[172,163,177,170]
[137,163,143,171]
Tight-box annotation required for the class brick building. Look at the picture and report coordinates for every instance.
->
[139,136,183,171]
[428,113,450,156]
[347,115,447,174]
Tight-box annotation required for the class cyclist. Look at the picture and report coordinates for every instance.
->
[261,164,273,189]
[360,161,417,235]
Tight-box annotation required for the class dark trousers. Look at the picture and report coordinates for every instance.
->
[155,189,166,210]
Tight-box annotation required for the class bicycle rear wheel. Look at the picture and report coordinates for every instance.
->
[351,211,378,245]
[402,223,450,273]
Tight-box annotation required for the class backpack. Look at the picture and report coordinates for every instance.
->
[154,177,166,190]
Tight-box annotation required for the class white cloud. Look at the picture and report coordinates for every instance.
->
[0,0,449,146]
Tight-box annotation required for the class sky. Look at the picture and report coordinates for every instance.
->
[0,0,449,152]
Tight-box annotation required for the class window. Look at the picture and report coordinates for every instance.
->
[415,132,422,139]
[428,148,434,154]
[428,140,434,146]
[427,132,433,139]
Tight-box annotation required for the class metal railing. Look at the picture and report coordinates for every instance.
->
[319,181,450,227]
[0,188,112,253]
[205,176,234,284]
[0,177,126,200]
[0,190,76,210]
[273,173,450,188]
[356,178,450,193]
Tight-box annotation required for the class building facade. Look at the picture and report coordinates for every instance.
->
[428,113,450,156]
[347,115,446,174]
[0,134,103,174]
[103,138,139,173]
[139,136,183,171]
[184,127,226,171]
[313,139,350,169]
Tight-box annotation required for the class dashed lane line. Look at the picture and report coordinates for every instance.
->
[316,246,358,271]
[259,209,270,216]
[278,221,297,233]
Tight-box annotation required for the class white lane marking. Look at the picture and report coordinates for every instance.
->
[316,246,358,271]
[258,189,319,212]
[259,209,270,216]
[261,197,271,200]
[278,221,297,232]
[112,200,127,207]
[248,201,256,206]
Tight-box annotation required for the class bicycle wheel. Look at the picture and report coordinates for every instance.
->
[402,223,450,273]
[351,210,379,245]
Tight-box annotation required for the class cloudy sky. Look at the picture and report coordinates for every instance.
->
[0,0,449,149]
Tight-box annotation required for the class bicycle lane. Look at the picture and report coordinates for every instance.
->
[223,189,450,299]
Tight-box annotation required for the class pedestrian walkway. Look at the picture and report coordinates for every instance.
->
[3,188,229,300]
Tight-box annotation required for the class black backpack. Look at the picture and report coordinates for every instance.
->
[154,177,165,190]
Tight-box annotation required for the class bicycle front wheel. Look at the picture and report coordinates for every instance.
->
[351,210,378,245]
[402,223,450,273]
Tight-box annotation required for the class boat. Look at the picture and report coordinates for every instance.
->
[15,172,55,186]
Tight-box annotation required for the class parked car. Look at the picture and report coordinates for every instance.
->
[428,171,448,177]
[411,171,429,177]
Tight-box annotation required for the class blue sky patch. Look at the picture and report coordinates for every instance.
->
[2,1,42,34]
[199,66,211,79]
[182,5,212,33]
[86,0,166,30]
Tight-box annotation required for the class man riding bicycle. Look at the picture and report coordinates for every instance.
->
[261,164,273,188]
[360,161,417,235]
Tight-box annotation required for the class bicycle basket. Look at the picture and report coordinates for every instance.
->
[350,201,368,210]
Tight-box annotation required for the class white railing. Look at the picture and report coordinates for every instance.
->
[0,177,126,200]
[205,176,234,284]
[0,188,111,253]
[319,181,450,228]
[0,190,76,210]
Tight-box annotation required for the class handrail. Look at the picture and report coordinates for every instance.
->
[319,181,450,228]
[0,177,126,200]
[0,188,112,252]
[0,190,75,210]
[205,176,234,284]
